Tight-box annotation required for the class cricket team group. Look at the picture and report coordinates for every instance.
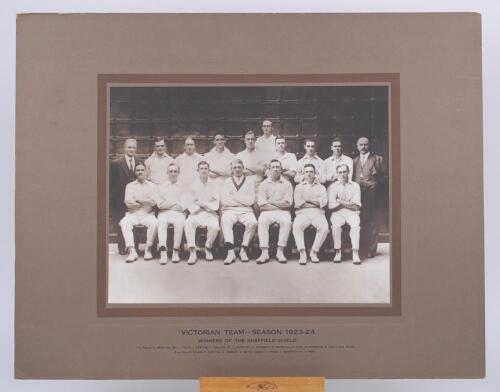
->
[109,120,386,266]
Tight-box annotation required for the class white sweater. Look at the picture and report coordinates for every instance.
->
[220,176,256,213]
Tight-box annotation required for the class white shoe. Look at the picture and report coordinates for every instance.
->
[159,250,168,265]
[205,248,214,261]
[257,250,269,264]
[333,250,342,263]
[188,251,197,265]
[239,247,249,262]
[276,248,287,263]
[224,249,236,265]
[144,247,153,260]
[310,251,320,263]
[171,250,180,263]
[299,251,307,265]
[126,248,138,263]
[353,250,361,265]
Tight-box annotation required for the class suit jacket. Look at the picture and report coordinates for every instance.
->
[109,155,136,209]
[352,153,387,190]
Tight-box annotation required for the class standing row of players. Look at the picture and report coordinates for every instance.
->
[110,120,387,264]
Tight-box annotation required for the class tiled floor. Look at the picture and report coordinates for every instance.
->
[108,244,390,304]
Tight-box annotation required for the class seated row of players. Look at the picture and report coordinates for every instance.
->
[120,158,362,265]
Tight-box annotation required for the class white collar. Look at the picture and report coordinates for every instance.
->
[301,179,319,186]
[265,176,284,184]
[161,180,179,186]
[210,146,229,154]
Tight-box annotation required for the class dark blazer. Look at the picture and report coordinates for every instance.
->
[352,153,386,190]
[109,155,136,208]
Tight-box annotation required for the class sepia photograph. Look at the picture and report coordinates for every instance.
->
[13,11,487,383]
[101,77,398,308]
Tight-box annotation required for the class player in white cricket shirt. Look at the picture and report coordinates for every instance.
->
[255,119,276,164]
[236,130,266,191]
[328,164,362,264]
[144,137,174,185]
[185,161,221,265]
[175,136,203,190]
[270,135,298,183]
[256,159,293,264]
[292,163,329,265]
[220,159,258,265]
[119,162,158,263]
[294,139,326,184]
[204,133,235,191]
[324,137,353,185]
[156,163,188,265]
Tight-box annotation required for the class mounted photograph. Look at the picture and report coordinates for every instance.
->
[98,75,400,313]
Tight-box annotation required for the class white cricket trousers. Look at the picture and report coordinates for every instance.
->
[292,210,328,252]
[184,211,220,249]
[330,209,360,250]
[221,210,257,246]
[258,210,292,248]
[119,212,158,248]
[157,210,186,250]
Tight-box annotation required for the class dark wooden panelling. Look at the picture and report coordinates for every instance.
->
[110,87,132,101]
[206,120,226,135]
[262,103,280,118]
[300,120,319,136]
[109,86,388,157]
[226,139,245,153]
[224,120,247,136]
[262,87,282,101]
[111,122,133,137]
[108,86,391,243]
[277,120,295,136]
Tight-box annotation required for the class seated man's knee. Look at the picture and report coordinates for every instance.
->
[221,214,231,225]
[207,222,220,231]
[331,221,343,230]
[258,216,272,226]
[318,222,329,233]
[175,218,186,227]
[350,216,361,228]
[246,219,257,229]
[157,215,168,225]
[280,216,292,226]
[149,221,158,229]
[119,216,132,228]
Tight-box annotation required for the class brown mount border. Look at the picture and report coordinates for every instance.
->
[97,73,401,317]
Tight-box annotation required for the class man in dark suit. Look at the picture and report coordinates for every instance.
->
[352,137,387,259]
[110,138,138,255]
